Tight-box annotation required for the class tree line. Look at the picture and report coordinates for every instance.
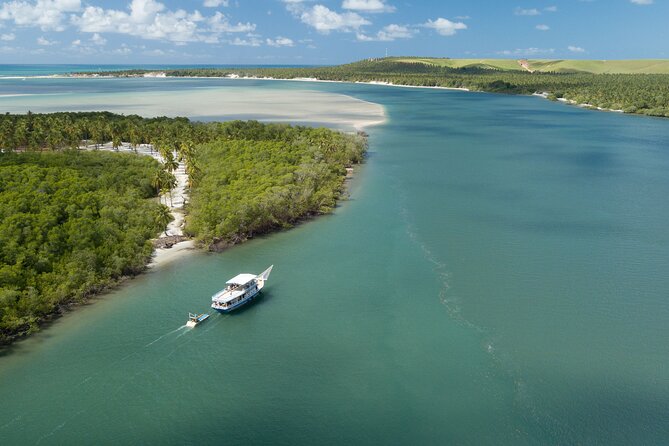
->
[0,113,367,345]
[85,59,669,118]
[0,150,167,344]
[185,122,367,248]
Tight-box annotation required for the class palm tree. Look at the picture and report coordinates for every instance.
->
[163,151,179,174]
[151,169,176,206]
[129,124,142,153]
[164,173,177,207]
[151,169,166,201]
[0,116,16,152]
[155,204,173,237]
[184,158,201,188]
[91,117,106,149]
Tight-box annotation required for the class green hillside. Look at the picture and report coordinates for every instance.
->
[393,58,524,71]
[391,57,669,74]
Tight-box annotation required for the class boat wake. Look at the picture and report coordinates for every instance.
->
[396,189,477,330]
[144,325,188,347]
[34,410,84,445]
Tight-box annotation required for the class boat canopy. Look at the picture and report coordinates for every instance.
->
[226,273,257,286]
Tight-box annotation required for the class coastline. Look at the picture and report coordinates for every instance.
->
[79,141,198,269]
[58,71,645,117]
[59,89,386,270]
[149,114,382,267]
[532,92,624,113]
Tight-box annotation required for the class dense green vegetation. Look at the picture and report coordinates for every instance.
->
[0,150,166,344]
[0,111,201,153]
[185,122,366,248]
[390,57,669,74]
[84,58,669,117]
[0,113,366,344]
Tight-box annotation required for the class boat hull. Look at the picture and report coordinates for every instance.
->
[213,289,261,313]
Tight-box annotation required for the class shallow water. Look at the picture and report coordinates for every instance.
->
[0,77,383,130]
[1,76,668,445]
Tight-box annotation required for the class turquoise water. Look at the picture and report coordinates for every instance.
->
[1,77,668,445]
[0,64,312,77]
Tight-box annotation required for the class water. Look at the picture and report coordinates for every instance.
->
[0,64,316,77]
[1,75,668,445]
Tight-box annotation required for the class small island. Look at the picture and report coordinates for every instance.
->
[0,112,367,345]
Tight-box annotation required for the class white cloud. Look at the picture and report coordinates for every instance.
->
[145,48,165,56]
[630,0,653,4]
[0,33,15,41]
[342,0,395,13]
[544,6,557,12]
[204,0,229,6]
[266,36,294,47]
[229,36,262,46]
[209,12,256,33]
[74,1,200,42]
[424,18,467,36]
[357,24,414,41]
[90,32,106,45]
[0,0,81,31]
[514,7,541,16]
[497,47,555,56]
[536,24,550,31]
[36,36,57,45]
[71,0,255,44]
[299,5,370,33]
[568,45,585,52]
[113,44,132,55]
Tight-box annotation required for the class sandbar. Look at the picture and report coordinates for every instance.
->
[0,86,386,131]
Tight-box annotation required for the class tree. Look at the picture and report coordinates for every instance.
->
[163,151,179,174]
[155,205,173,237]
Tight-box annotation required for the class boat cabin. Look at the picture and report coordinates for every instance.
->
[225,274,257,290]
[210,266,272,313]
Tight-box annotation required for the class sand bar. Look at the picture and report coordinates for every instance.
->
[11,83,387,267]
[0,86,386,131]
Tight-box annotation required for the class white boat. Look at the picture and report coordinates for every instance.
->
[186,312,210,327]
[211,265,273,313]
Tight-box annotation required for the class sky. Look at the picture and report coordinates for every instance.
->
[0,0,667,65]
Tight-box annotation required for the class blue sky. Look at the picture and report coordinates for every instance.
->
[0,0,666,64]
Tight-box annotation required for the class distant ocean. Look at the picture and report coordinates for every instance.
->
[0,64,316,77]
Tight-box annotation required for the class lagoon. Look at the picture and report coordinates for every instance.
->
[1,76,668,445]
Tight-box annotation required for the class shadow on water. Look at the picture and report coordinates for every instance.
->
[226,290,274,316]
[514,373,669,445]
[499,149,622,177]
[468,211,628,238]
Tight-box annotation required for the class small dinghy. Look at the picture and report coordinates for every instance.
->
[186,312,210,328]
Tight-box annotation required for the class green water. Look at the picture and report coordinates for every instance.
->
[1,79,668,445]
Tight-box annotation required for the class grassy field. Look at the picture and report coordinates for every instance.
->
[391,57,669,74]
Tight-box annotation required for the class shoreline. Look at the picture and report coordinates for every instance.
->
[51,71,666,118]
[73,104,384,270]
[147,115,380,267]
[532,92,624,114]
[79,141,197,269]
[58,71,472,93]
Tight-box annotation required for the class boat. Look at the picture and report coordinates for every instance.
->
[211,265,273,313]
[186,312,210,328]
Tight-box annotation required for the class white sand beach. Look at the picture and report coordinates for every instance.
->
[1,86,385,131]
[52,83,386,267]
[79,141,196,268]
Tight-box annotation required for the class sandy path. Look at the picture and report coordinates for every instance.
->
[81,142,195,267]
